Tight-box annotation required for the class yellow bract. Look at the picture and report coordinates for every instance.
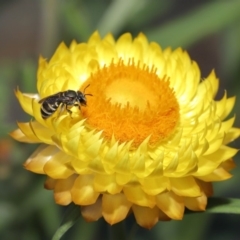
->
[11,32,240,228]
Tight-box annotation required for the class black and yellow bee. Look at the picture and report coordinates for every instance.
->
[38,85,92,119]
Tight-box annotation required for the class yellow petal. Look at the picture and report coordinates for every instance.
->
[102,193,131,225]
[16,121,53,144]
[43,152,75,179]
[139,176,169,195]
[184,194,207,211]
[156,191,184,219]
[15,88,35,116]
[132,205,159,229]
[115,172,132,186]
[10,128,40,143]
[93,174,122,194]
[71,175,99,205]
[24,145,58,174]
[44,177,56,190]
[195,179,213,197]
[223,127,240,144]
[194,146,238,176]
[123,185,155,208]
[197,167,232,182]
[221,96,236,120]
[170,177,201,197]
[54,175,77,205]
[81,197,102,222]
[221,159,236,171]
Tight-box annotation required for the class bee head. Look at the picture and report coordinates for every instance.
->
[77,91,87,106]
[77,84,92,106]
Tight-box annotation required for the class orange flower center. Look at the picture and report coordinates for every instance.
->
[81,60,180,147]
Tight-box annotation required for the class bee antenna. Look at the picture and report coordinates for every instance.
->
[83,84,90,93]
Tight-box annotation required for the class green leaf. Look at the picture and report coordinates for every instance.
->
[61,2,93,41]
[186,197,240,215]
[146,1,240,48]
[20,60,37,92]
[220,23,240,79]
[52,204,81,240]
[206,197,240,214]
[97,0,148,36]
[129,0,173,29]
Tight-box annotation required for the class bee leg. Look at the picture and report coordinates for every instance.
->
[66,107,73,118]
[73,103,81,110]
[56,103,65,118]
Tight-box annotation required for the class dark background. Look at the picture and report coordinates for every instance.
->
[0,0,240,239]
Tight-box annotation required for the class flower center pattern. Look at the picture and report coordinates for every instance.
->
[81,59,180,146]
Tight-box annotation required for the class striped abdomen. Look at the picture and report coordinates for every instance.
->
[40,95,61,119]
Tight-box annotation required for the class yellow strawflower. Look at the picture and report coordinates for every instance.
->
[11,32,240,228]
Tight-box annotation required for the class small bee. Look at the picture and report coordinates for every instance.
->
[39,84,92,119]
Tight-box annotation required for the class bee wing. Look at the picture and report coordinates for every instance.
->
[38,92,61,103]
[38,96,48,103]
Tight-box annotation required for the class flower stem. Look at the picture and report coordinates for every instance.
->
[109,222,127,240]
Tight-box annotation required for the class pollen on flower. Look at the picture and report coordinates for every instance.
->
[81,59,180,147]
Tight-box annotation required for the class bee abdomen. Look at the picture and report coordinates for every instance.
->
[41,101,59,119]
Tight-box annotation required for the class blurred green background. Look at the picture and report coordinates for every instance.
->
[0,0,240,239]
